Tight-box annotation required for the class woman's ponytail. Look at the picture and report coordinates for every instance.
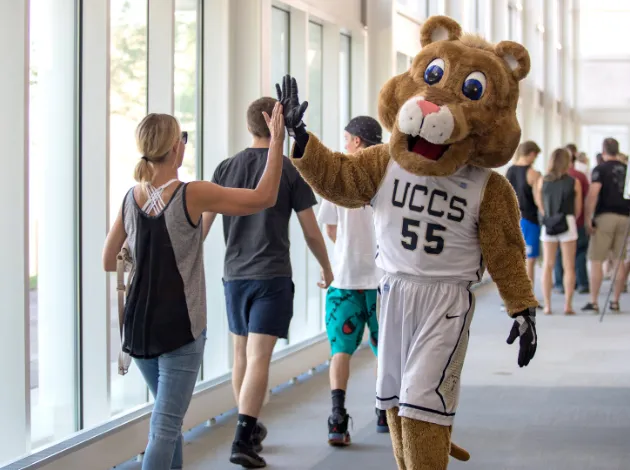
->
[134,156,156,185]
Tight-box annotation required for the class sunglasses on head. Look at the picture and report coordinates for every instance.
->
[181,131,188,145]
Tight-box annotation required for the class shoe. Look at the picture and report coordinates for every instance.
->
[577,286,590,294]
[581,302,599,313]
[376,408,389,433]
[230,440,266,468]
[251,421,267,453]
[328,409,351,446]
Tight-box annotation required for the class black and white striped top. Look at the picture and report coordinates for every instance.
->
[121,182,206,358]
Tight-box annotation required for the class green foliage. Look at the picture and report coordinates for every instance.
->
[110,1,199,177]
[110,0,148,119]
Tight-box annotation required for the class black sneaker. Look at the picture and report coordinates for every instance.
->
[251,421,267,453]
[230,440,266,468]
[328,409,351,446]
[376,408,389,433]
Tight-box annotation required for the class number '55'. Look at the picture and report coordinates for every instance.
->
[401,217,445,254]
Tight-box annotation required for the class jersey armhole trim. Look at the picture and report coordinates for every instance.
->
[182,183,200,228]
[370,158,394,207]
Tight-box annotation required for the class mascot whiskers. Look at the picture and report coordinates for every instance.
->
[276,15,539,469]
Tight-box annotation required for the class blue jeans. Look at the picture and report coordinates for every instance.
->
[134,331,206,470]
[554,226,589,289]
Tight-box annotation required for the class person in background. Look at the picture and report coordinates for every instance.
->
[506,141,542,290]
[535,148,582,315]
[575,151,591,178]
[583,137,630,313]
[318,116,387,447]
[204,97,333,468]
[554,147,590,294]
[102,106,285,470]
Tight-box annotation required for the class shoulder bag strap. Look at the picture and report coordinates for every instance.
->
[116,242,133,375]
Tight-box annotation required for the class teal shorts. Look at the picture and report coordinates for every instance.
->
[325,287,379,357]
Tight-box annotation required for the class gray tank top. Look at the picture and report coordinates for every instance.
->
[542,174,575,218]
[121,182,206,358]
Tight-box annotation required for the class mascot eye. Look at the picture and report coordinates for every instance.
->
[462,71,486,100]
[424,58,445,85]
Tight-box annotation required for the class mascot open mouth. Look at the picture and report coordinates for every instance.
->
[407,135,450,161]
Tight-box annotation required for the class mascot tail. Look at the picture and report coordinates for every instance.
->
[450,442,470,462]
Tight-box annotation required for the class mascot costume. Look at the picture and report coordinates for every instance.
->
[276,15,539,469]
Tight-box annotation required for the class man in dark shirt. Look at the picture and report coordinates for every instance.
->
[583,137,630,313]
[554,146,590,294]
[204,97,333,467]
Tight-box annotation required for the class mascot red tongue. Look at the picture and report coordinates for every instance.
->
[282,15,539,470]
[412,137,448,160]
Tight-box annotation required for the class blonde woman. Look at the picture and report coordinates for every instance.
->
[535,148,582,315]
[102,104,285,470]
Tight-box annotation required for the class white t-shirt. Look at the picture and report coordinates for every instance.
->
[317,200,382,290]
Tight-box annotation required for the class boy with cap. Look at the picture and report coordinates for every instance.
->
[318,116,388,446]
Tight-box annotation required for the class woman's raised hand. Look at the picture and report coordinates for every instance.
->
[263,102,286,143]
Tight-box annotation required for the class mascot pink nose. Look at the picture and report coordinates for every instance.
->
[417,99,440,116]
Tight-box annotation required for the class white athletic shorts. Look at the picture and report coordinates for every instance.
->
[539,215,578,243]
[375,273,475,426]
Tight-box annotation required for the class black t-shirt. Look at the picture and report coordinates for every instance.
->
[211,148,317,281]
[592,160,630,217]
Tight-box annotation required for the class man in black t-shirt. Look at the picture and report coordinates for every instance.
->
[204,97,333,467]
[583,137,630,313]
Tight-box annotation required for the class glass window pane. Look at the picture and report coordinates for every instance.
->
[109,0,149,415]
[174,0,199,182]
[28,0,78,450]
[303,21,324,342]
[339,34,351,152]
[271,7,290,155]
[308,22,323,139]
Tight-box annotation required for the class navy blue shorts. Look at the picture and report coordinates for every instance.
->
[223,277,294,339]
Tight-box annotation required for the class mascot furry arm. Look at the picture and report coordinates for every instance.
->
[278,15,538,469]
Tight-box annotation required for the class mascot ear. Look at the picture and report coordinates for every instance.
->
[378,74,404,132]
[420,15,462,48]
[495,41,531,81]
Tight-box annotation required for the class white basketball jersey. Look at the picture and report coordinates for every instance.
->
[371,161,491,282]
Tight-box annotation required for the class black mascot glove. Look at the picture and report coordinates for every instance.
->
[506,307,537,368]
[275,74,309,156]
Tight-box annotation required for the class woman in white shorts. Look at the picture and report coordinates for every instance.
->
[535,148,582,315]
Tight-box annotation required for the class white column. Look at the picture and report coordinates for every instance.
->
[202,0,231,378]
[148,0,175,113]
[322,26,341,153]
[491,0,508,42]
[0,0,30,461]
[351,31,369,117]
[366,0,396,120]
[543,0,554,156]
[34,0,77,440]
[81,0,111,427]
[228,0,266,154]
[445,0,465,23]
